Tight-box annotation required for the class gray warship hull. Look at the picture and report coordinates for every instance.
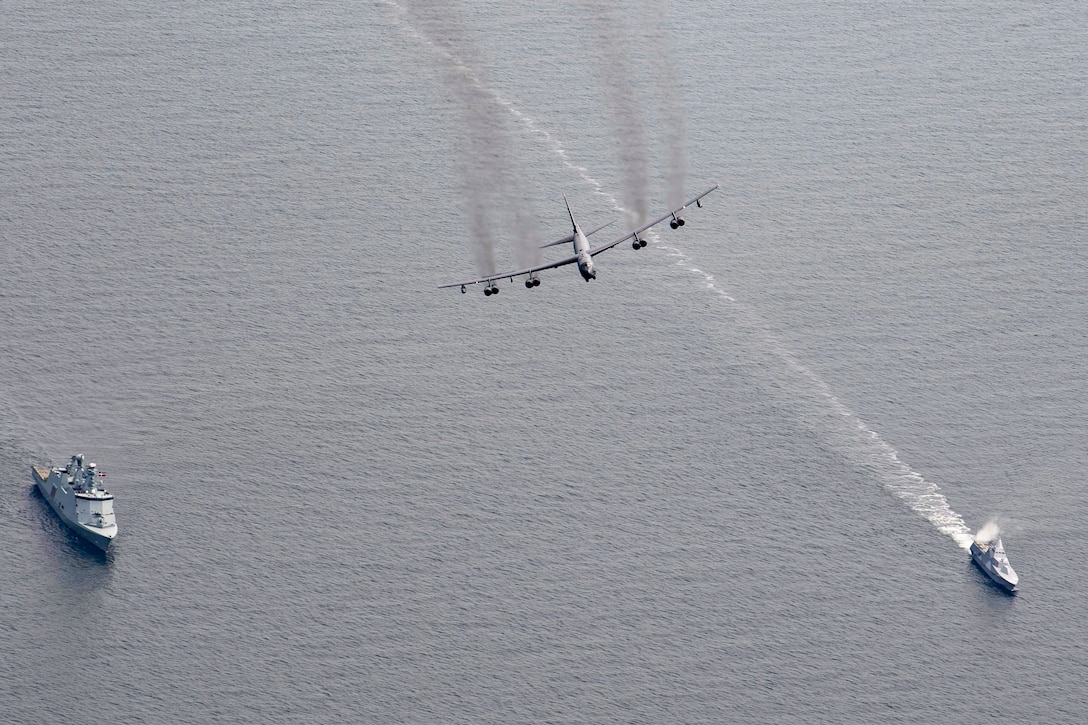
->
[970,540,1017,592]
[32,463,117,552]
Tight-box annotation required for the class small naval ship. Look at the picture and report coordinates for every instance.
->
[970,536,1018,592]
[32,454,117,551]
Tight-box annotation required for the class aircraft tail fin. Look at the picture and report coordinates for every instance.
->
[563,193,578,231]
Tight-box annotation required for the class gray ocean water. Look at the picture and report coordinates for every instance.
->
[2,1,1086,721]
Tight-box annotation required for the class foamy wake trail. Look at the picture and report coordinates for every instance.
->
[383,1,973,549]
[657,246,975,550]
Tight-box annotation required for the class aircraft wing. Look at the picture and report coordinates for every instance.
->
[587,183,721,257]
[437,254,581,290]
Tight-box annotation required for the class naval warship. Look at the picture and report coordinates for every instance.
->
[970,536,1018,592]
[32,454,117,551]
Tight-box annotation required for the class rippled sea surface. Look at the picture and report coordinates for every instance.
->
[2,1,1085,722]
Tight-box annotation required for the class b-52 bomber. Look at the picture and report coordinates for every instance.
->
[439,183,720,296]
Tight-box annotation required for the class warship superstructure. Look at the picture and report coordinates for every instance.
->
[32,454,117,551]
[970,536,1018,592]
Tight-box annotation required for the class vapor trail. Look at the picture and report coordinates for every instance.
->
[645,0,688,210]
[579,1,689,225]
[383,0,622,218]
[396,1,541,273]
[390,1,687,250]
[581,3,651,229]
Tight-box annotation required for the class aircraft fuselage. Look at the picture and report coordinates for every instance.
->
[567,202,597,281]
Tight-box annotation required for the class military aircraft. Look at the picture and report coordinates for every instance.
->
[439,183,720,295]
